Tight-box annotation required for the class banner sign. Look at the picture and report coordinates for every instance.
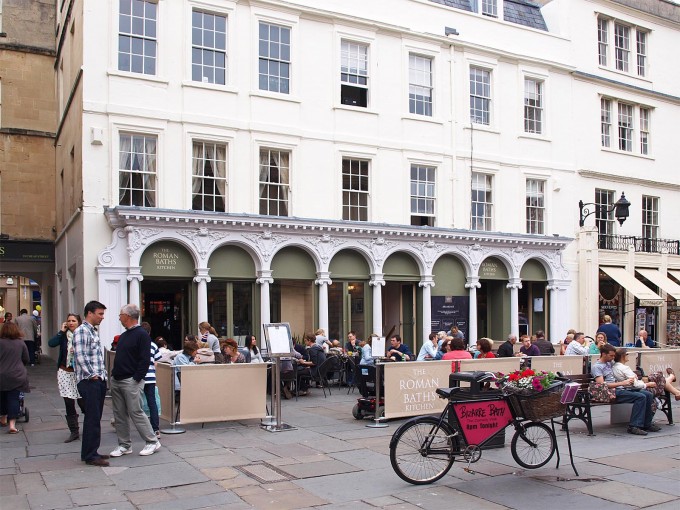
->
[383,361,450,419]
[453,399,513,445]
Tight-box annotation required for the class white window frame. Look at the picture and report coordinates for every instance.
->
[190,8,227,86]
[639,107,650,155]
[600,96,652,156]
[342,157,370,222]
[595,188,616,237]
[614,22,630,73]
[257,20,291,94]
[408,53,433,117]
[600,98,612,148]
[340,38,370,108]
[117,131,158,208]
[523,77,544,135]
[191,140,228,213]
[597,16,649,78]
[410,164,436,226]
[636,30,647,77]
[258,147,291,216]
[641,195,659,240]
[617,102,634,152]
[471,172,493,231]
[525,179,545,235]
[118,0,158,76]
[470,0,502,18]
[470,66,491,126]
[597,16,608,66]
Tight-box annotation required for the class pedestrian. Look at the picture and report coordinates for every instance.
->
[15,309,38,366]
[143,334,162,438]
[73,300,109,466]
[48,313,85,442]
[0,321,30,434]
[596,315,621,347]
[109,304,161,457]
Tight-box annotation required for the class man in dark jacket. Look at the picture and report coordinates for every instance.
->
[109,304,160,458]
[496,334,517,357]
[304,333,327,380]
[534,330,555,355]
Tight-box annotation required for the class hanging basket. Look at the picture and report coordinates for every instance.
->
[505,381,565,422]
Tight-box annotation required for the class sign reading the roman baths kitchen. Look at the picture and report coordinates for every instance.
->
[383,361,451,419]
[140,242,194,277]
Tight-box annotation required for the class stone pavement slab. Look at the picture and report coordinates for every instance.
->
[274,458,358,479]
[592,451,680,473]
[42,466,114,491]
[138,490,242,510]
[396,485,509,510]
[578,480,677,507]
[109,461,208,491]
[1,493,30,510]
[238,484,328,510]
[607,471,680,497]
[26,489,73,510]
[68,485,129,506]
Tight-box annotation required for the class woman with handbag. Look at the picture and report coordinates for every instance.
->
[47,314,84,442]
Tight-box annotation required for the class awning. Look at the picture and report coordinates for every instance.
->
[600,266,664,307]
[636,268,680,306]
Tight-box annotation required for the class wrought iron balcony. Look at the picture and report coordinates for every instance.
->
[598,234,680,255]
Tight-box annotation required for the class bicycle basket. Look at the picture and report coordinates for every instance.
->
[506,381,565,421]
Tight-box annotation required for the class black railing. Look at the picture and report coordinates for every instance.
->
[598,234,680,255]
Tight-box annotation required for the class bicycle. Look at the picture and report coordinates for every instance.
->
[389,370,577,485]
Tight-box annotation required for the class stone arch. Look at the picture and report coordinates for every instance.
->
[139,240,197,278]
[328,249,371,279]
[520,258,549,281]
[207,239,263,274]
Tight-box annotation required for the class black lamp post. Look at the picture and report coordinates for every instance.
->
[579,192,630,227]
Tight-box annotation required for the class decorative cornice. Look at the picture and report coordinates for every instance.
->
[578,169,680,192]
[359,237,398,265]
[411,240,447,266]
[304,234,345,264]
[177,228,228,259]
[242,230,288,263]
[125,227,162,255]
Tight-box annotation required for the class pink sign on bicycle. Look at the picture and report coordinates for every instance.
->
[453,400,513,445]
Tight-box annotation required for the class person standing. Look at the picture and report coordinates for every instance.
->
[15,309,38,366]
[143,335,162,438]
[597,315,622,347]
[48,313,85,442]
[73,300,109,466]
[110,304,161,457]
[0,322,30,434]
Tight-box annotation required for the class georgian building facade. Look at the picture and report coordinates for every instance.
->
[51,0,679,351]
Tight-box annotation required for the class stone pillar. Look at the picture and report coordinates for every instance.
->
[370,273,385,336]
[577,227,600,334]
[419,276,435,344]
[315,272,332,337]
[257,270,274,327]
[507,278,522,338]
[466,276,481,348]
[127,267,143,307]
[194,268,211,323]
[547,280,570,344]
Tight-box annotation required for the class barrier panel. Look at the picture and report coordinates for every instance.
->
[530,355,584,375]
[457,357,521,376]
[383,361,451,419]
[156,362,175,424]
[639,349,680,388]
[170,363,268,424]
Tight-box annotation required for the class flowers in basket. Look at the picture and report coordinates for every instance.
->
[496,369,557,395]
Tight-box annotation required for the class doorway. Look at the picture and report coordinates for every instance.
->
[141,280,189,349]
[328,281,367,341]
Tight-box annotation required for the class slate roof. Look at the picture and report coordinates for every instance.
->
[429,0,548,32]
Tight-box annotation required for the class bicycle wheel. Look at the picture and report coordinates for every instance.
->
[511,422,555,469]
[389,416,456,485]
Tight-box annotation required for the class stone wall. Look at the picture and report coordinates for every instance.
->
[1,0,56,49]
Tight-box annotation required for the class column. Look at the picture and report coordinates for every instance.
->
[419,276,435,343]
[507,278,522,338]
[194,268,211,323]
[466,276,481,349]
[127,266,143,308]
[257,270,274,327]
[315,272,332,336]
[369,273,385,336]
[547,279,570,344]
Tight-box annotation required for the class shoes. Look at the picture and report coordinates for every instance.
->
[97,454,110,459]
[627,426,648,436]
[8,428,19,434]
[139,441,161,456]
[645,424,662,432]
[282,386,293,400]
[155,430,161,438]
[297,391,308,396]
[85,458,110,467]
[109,445,132,457]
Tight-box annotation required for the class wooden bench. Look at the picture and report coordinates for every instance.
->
[559,373,674,435]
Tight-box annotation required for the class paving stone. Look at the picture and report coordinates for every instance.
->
[125,488,173,506]
[217,475,259,490]
[17,456,82,473]
[186,453,252,469]
[0,467,18,476]
[0,473,17,495]
[608,471,680,497]
[362,496,405,506]
[68,485,128,505]
[138,491,242,510]
[578,480,676,507]
[109,461,207,491]
[645,500,680,510]
[382,503,431,510]
[397,486,509,510]
[654,468,680,481]
[26,489,74,509]
[1,493,30,510]
[593,452,680,473]
[166,481,224,498]
[328,448,388,471]
[42,466,114,490]
[274,458,357,479]
[26,443,87,457]
[200,466,240,481]
[74,503,137,510]
[240,486,328,510]
[14,472,48,494]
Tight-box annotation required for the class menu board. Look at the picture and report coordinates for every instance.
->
[262,323,293,356]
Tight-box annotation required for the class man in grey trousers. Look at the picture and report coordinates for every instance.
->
[109,304,160,457]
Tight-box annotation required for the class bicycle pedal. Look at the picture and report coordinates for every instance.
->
[464,467,476,474]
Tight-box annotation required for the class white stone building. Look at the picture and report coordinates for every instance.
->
[51,0,679,351]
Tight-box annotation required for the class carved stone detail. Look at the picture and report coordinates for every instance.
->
[459,243,487,272]
[543,250,569,280]
[359,237,397,265]
[98,228,127,266]
[178,228,229,259]
[411,240,446,266]
[243,231,288,263]
[305,234,344,264]
[125,226,162,255]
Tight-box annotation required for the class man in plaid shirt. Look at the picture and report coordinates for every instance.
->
[73,300,109,466]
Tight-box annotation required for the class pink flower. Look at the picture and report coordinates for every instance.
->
[531,377,544,391]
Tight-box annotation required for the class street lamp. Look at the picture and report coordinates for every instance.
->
[578,192,630,227]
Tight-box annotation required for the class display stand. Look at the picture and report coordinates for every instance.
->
[160,366,185,434]
[260,323,296,432]
[260,361,276,427]
[366,361,388,429]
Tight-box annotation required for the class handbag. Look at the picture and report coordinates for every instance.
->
[588,381,616,403]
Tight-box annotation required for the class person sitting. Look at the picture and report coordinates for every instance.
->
[560,330,576,355]
[517,335,541,357]
[280,350,311,398]
[304,333,326,383]
[345,331,361,353]
[195,341,215,364]
[474,338,496,359]
[416,333,438,361]
[172,336,198,393]
[434,338,451,360]
[314,328,331,353]
[635,329,656,349]
[496,334,517,358]
[386,335,412,361]
[591,344,658,435]
[565,332,589,356]
[436,331,447,349]
[442,337,472,371]
[198,322,222,362]
[359,336,374,366]
[245,335,264,363]
[220,338,246,364]
[329,339,344,355]
[533,330,554,355]
[589,332,607,354]
[612,349,680,401]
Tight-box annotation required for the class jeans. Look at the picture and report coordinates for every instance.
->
[143,383,159,432]
[76,378,107,461]
[0,389,21,419]
[24,341,35,364]
[615,387,654,429]
[110,377,156,448]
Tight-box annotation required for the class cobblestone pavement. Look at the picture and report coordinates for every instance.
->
[1,360,679,510]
